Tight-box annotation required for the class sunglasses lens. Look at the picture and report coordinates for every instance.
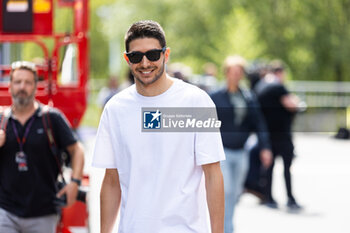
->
[127,52,143,63]
[126,48,165,63]
[145,50,161,61]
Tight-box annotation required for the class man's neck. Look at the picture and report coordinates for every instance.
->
[12,101,38,125]
[227,82,239,93]
[136,74,174,97]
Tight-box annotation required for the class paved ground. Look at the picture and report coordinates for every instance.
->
[80,129,350,233]
[235,133,350,233]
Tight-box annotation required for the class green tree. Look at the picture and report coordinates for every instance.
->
[244,0,350,81]
[19,0,350,81]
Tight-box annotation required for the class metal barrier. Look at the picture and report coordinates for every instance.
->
[287,81,350,133]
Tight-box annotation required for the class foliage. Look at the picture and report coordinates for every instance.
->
[243,0,350,81]
[98,0,350,81]
[19,0,350,81]
[80,91,101,127]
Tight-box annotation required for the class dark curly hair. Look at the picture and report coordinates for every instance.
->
[125,20,166,52]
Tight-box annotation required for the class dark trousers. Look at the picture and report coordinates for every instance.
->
[265,139,295,201]
[245,143,266,195]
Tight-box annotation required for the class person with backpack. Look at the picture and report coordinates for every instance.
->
[0,61,85,233]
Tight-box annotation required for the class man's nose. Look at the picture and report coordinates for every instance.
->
[140,55,151,67]
[19,81,27,89]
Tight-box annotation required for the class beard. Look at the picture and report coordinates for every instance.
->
[12,90,35,107]
[132,59,165,87]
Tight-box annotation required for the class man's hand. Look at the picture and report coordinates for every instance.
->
[281,94,300,112]
[56,182,79,207]
[0,130,5,147]
[260,149,273,168]
[57,141,84,207]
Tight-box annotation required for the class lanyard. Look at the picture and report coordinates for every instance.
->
[11,116,35,151]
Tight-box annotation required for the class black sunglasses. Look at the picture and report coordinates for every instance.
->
[125,47,166,64]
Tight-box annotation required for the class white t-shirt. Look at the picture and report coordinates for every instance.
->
[92,78,225,233]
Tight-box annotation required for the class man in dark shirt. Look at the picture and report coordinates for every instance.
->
[254,60,302,210]
[210,55,272,233]
[0,61,84,233]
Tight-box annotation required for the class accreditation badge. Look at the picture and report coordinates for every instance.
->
[15,151,28,171]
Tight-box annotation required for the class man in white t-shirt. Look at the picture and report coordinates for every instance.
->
[92,20,225,233]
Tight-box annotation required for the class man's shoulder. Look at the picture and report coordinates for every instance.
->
[39,105,66,120]
[256,80,283,94]
[208,88,229,106]
[264,82,288,96]
[37,104,59,117]
[209,88,226,98]
[37,105,73,129]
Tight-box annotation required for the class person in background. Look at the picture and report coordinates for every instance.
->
[0,61,84,233]
[97,76,120,108]
[254,60,302,210]
[210,55,272,233]
[196,62,219,92]
[244,61,270,201]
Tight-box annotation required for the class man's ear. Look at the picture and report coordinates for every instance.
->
[164,47,171,63]
[124,53,130,64]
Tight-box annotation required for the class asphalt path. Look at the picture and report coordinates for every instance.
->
[236,133,350,233]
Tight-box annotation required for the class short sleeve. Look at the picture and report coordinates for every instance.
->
[194,89,225,166]
[92,107,117,168]
[274,84,289,98]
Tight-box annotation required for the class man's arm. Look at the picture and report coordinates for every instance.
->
[100,168,121,233]
[249,95,273,168]
[202,162,224,233]
[281,94,300,112]
[57,141,85,207]
[0,130,5,147]
[67,141,85,181]
[259,148,273,168]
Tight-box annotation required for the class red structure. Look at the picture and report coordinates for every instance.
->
[0,1,90,232]
[0,0,89,129]
[56,175,90,233]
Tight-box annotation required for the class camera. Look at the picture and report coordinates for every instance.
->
[54,181,87,207]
